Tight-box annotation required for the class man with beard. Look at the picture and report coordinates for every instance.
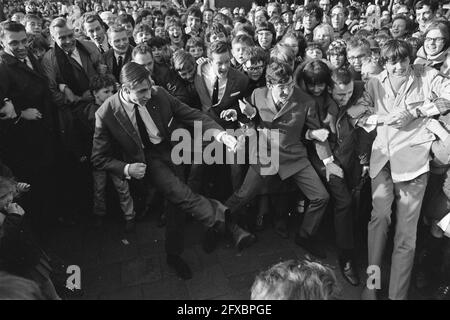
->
[103,25,133,83]
[41,17,103,223]
[0,21,57,230]
[83,13,110,55]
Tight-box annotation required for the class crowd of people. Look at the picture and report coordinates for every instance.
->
[0,0,450,300]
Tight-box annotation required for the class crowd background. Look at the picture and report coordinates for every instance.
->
[0,0,450,300]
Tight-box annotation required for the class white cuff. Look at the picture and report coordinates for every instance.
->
[362,115,378,133]
[215,131,227,143]
[305,129,313,140]
[323,156,334,165]
[124,164,131,179]
[419,102,441,117]
[437,212,450,237]
[59,84,67,92]
[247,108,257,119]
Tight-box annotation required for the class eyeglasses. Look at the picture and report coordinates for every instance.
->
[348,53,368,62]
[245,65,265,72]
[424,37,446,44]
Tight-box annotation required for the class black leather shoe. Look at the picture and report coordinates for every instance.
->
[125,219,136,233]
[339,259,360,286]
[230,224,256,251]
[167,255,192,280]
[433,284,450,300]
[294,234,327,259]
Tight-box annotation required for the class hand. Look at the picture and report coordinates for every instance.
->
[310,128,329,142]
[325,162,344,181]
[16,182,31,193]
[63,87,79,103]
[128,163,147,179]
[98,63,108,75]
[21,108,42,120]
[0,99,17,120]
[427,119,449,141]
[386,110,415,129]
[239,99,256,118]
[323,113,336,134]
[361,165,370,177]
[196,57,209,65]
[5,203,25,216]
[220,109,238,122]
[221,133,238,152]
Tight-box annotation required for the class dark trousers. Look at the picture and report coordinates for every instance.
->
[225,164,330,237]
[144,143,227,256]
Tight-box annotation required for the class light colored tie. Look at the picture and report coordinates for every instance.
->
[22,57,33,70]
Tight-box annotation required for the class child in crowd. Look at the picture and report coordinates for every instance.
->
[231,34,254,72]
[185,36,205,60]
[133,22,154,44]
[304,42,324,60]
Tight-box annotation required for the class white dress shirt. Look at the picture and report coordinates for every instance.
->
[68,47,83,67]
[201,62,227,105]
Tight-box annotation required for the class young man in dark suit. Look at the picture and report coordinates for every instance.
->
[225,61,337,258]
[0,21,57,230]
[103,25,133,82]
[91,62,237,280]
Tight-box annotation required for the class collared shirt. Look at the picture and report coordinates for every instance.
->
[114,52,126,66]
[201,62,227,105]
[96,36,109,53]
[119,90,162,145]
[68,47,83,67]
[22,56,34,70]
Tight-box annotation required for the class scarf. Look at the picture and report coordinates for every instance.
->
[414,46,449,71]
[54,41,91,96]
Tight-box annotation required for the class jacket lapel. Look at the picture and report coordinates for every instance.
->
[112,93,142,148]
[265,88,279,117]
[145,91,168,139]
[195,63,212,108]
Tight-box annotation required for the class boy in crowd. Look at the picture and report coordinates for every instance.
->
[23,14,42,36]
[231,34,254,72]
[185,36,205,60]
[133,22,153,44]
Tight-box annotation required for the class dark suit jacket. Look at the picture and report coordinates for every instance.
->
[248,86,332,180]
[41,40,102,155]
[195,65,249,129]
[102,46,133,82]
[91,86,224,178]
[0,51,55,171]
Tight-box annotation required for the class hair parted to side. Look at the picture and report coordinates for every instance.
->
[90,73,117,93]
[250,259,338,300]
[207,40,230,58]
[172,49,195,71]
[330,67,354,89]
[0,21,26,39]
[380,39,412,65]
[266,60,293,85]
[120,61,151,89]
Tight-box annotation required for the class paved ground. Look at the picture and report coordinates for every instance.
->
[42,210,428,300]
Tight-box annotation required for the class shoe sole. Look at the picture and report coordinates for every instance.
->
[237,234,256,251]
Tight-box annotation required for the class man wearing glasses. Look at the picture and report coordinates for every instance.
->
[346,38,372,81]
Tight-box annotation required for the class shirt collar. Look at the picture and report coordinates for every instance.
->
[119,90,135,112]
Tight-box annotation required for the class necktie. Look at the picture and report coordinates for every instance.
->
[99,43,105,54]
[21,58,33,70]
[117,55,123,72]
[134,105,152,150]
[275,101,282,112]
[211,76,219,106]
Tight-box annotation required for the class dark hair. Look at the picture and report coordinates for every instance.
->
[90,73,117,93]
[132,43,153,58]
[120,62,151,89]
[28,34,50,51]
[133,22,154,38]
[165,7,180,19]
[135,9,152,25]
[147,36,168,49]
[255,21,276,47]
[232,33,254,47]
[266,61,293,85]
[23,13,41,25]
[330,67,354,89]
[304,3,324,22]
[300,59,332,87]
[185,36,205,51]
[205,22,228,42]
[391,15,414,38]
[281,30,307,58]
[233,23,255,38]
[207,40,231,57]
[415,0,439,13]
[0,21,26,38]
[116,13,135,28]
[186,7,202,20]
[243,46,268,65]
[82,12,107,31]
[348,6,359,17]
[380,39,412,65]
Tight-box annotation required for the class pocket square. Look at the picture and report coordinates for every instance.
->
[230,91,240,97]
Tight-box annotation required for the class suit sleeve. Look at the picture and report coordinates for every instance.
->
[91,111,127,178]
[41,53,67,108]
[165,89,224,134]
[305,102,333,160]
